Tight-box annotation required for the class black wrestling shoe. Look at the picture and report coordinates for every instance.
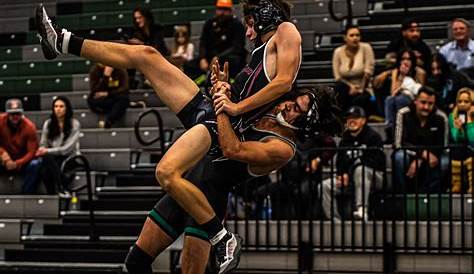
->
[212,231,243,274]
[35,4,70,59]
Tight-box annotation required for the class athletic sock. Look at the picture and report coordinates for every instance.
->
[210,227,228,246]
[67,34,84,56]
[199,216,226,245]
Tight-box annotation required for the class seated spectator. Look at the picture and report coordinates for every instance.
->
[0,99,41,194]
[36,96,81,195]
[374,49,426,140]
[385,18,432,73]
[321,107,385,221]
[186,0,246,80]
[439,18,474,71]
[427,53,465,111]
[393,87,449,194]
[88,63,129,128]
[126,6,170,88]
[127,6,170,56]
[332,25,376,116]
[448,88,473,193]
[278,134,336,219]
[170,25,195,70]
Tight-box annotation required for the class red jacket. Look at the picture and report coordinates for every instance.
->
[0,113,38,169]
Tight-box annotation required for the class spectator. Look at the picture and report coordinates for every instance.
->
[439,18,474,71]
[126,6,170,88]
[195,0,246,79]
[332,25,376,116]
[448,88,473,193]
[170,25,195,70]
[88,63,129,128]
[280,134,336,219]
[36,96,81,195]
[385,18,432,73]
[393,86,449,193]
[127,6,170,56]
[321,107,385,221]
[427,53,465,111]
[0,99,40,194]
[374,49,426,140]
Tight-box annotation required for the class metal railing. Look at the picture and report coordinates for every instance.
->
[224,144,473,271]
[60,154,97,241]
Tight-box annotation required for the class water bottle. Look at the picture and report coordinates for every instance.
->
[261,195,272,219]
[70,192,79,211]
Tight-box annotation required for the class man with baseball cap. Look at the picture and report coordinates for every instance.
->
[194,0,246,79]
[320,106,386,221]
[0,98,41,194]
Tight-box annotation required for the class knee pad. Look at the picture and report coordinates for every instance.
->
[124,244,154,274]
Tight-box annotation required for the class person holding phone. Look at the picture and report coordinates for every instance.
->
[448,87,474,193]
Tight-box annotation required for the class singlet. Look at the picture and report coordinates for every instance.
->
[230,35,302,133]
[206,116,297,190]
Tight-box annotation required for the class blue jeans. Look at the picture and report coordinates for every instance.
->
[21,159,42,194]
[384,94,412,128]
[393,150,449,193]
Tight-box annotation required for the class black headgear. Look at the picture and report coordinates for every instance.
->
[289,86,343,140]
[244,0,285,35]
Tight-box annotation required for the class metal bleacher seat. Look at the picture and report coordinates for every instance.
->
[40,89,164,110]
[0,195,60,219]
[26,107,182,129]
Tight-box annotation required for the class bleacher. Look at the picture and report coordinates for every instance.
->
[0,0,472,273]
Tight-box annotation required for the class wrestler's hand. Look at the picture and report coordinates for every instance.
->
[213,91,239,116]
[210,81,231,97]
[210,59,229,85]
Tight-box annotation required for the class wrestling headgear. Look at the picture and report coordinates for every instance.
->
[243,0,288,35]
[279,86,343,140]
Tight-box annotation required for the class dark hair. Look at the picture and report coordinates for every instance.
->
[47,96,74,142]
[344,24,360,35]
[396,49,417,77]
[417,85,436,97]
[401,17,418,31]
[281,86,343,139]
[431,53,450,80]
[132,6,154,28]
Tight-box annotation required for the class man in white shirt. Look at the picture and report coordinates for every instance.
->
[440,18,474,70]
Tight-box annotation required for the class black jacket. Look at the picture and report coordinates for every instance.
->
[198,15,246,62]
[394,104,448,157]
[336,125,386,175]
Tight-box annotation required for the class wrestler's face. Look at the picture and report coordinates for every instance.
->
[278,94,310,124]
[245,17,257,42]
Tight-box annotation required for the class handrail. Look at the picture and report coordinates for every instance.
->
[60,154,97,241]
[134,108,166,152]
[328,0,353,23]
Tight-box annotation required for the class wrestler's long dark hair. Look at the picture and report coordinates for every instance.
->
[47,96,74,142]
[278,86,344,139]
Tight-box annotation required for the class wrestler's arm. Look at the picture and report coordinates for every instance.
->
[233,22,302,115]
[216,113,294,168]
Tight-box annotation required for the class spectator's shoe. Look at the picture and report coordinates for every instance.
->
[35,4,70,59]
[212,231,243,274]
[353,206,368,221]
